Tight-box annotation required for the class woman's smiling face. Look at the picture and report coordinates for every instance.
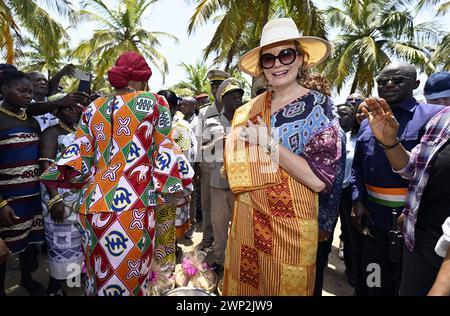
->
[261,41,303,90]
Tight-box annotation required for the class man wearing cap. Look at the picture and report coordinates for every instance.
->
[424,71,450,106]
[251,76,268,98]
[202,78,243,274]
[195,93,210,108]
[194,69,231,251]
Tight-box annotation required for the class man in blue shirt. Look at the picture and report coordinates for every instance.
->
[351,62,443,296]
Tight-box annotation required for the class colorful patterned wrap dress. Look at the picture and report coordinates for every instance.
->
[172,112,197,238]
[41,132,83,280]
[41,91,194,296]
[223,91,341,296]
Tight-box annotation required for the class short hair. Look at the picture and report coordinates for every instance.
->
[27,71,45,78]
[0,64,18,72]
[0,70,30,89]
[180,96,197,104]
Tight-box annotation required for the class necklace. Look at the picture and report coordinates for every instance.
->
[0,106,27,121]
[58,121,76,133]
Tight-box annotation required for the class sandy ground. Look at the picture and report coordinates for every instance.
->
[4,220,353,296]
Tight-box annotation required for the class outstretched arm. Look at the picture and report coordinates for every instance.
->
[47,64,75,97]
[27,92,89,116]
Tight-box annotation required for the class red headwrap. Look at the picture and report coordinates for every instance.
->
[107,51,152,89]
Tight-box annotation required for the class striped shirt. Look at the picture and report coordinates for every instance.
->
[395,107,450,251]
[0,127,44,253]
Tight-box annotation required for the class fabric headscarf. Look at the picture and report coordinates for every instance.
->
[107,51,152,89]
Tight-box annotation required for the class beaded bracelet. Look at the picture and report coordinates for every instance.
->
[48,194,62,205]
[38,158,56,163]
[48,197,63,209]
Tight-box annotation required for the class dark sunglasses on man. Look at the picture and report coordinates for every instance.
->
[260,48,301,69]
[376,75,414,87]
[346,98,363,105]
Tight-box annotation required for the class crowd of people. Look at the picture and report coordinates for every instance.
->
[0,17,449,296]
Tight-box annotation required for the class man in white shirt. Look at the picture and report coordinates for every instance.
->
[28,65,75,131]
[194,69,230,251]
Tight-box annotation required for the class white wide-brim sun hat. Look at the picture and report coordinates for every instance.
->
[238,18,332,77]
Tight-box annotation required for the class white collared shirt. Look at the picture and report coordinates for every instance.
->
[32,97,59,131]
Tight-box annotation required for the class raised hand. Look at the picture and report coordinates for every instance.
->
[239,116,270,147]
[362,98,399,146]
[59,64,76,77]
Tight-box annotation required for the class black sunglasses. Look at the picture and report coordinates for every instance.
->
[376,75,414,87]
[346,98,363,104]
[260,48,300,69]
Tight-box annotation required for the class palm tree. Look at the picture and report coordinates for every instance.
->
[72,0,178,89]
[324,0,442,95]
[0,0,71,63]
[431,1,450,70]
[432,34,450,70]
[171,60,210,96]
[187,0,326,71]
[16,38,70,76]
[171,60,251,99]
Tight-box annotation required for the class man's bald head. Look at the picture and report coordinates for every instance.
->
[379,62,417,80]
[377,62,420,107]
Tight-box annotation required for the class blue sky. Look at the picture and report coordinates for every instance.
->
[63,0,449,102]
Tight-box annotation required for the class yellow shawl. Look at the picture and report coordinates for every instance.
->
[224,91,284,193]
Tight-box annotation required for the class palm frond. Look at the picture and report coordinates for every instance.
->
[188,0,226,35]
[437,1,450,15]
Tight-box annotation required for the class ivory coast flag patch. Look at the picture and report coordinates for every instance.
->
[365,184,407,208]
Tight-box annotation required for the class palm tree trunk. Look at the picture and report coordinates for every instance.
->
[350,57,363,93]
[262,0,271,26]
[225,46,236,72]
[350,75,359,94]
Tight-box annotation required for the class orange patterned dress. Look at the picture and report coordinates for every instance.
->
[41,91,193,295]
[223,91,340,296]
